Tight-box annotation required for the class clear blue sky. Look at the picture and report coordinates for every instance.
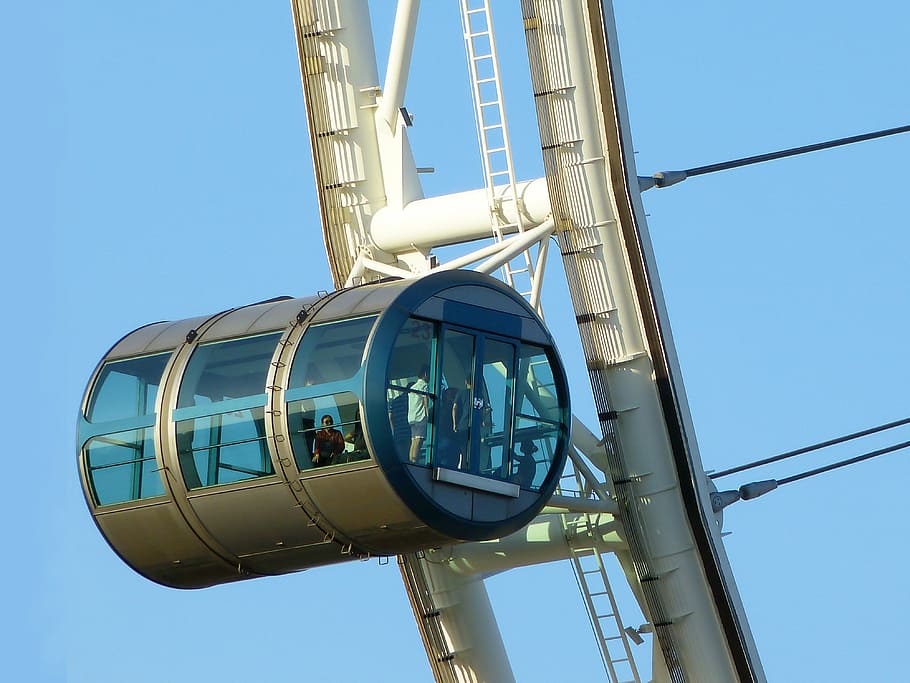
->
[9,1,910,681]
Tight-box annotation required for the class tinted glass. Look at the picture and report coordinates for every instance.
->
[176,407,272,489]
[178,333,281,407]
[478,338,515,480]
[85,427,164,505]
[515,344,561,422]
[289,316,376,388]
[512,345,562,489]
[387,318,436,465]
[87,353,170,422]
[437,329,475,470]
[288,392,369,469]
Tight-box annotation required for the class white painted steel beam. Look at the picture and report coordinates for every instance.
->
[377,0,420,130]
[370,178,551,252]
[474,219,554,275]
[521,1,766,680]
[402,555,516,683]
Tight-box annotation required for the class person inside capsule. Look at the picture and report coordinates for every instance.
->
[312,414,344,466]
[407,365,430,463]
[511,439,540,489]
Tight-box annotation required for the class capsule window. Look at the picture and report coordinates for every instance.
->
[289,316,377,389]
[83,353,171,505]
[288,391,368,468]
[511,345,562,490]
[383,320,565,491]
[86,353,170,422]
[285,316,376,471]
[174,332,281,489]
[478,338,517,481]
[84,427,164,505]
[387,318,437,465]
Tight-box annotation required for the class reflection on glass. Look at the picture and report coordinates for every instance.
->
[439,329,475,470]
[174,333,281,489]
[289,392,369,469]
[387,318,437,466]
[289,316,376,388]
[387,385,411,460]
[515,345,561,423]
[87,353,170,422]
[509,344,562,489]
[85,427,164,505]
[178,333,280,407]
[435,385,461,469]
[177,408,272,488]
[512,415,560,491]
[85,353,170,505]
[473,339,514,480]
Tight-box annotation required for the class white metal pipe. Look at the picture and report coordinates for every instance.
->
[529,235,550,314]
[377,0,421,129]
[370,178,551,252]
[343,252,366,288]
[435,240,512,272]
[360,257,415,280]
[434,223,551,274]
[475,219,555,275]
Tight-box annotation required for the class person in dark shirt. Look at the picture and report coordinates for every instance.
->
[512,439,539,488]
[344,408,369,462]
[452,376,473,469]
[313,414,345,466]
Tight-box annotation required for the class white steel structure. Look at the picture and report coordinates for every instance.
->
[290,1,765,681]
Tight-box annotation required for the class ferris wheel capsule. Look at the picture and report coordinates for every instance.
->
[78,270,571,588]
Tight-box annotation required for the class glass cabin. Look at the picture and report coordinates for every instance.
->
[78,271,570,588]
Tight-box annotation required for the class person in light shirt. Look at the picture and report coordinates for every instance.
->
[407,365,430,463]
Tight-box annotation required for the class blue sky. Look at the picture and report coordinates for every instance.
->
[10,1,910,681]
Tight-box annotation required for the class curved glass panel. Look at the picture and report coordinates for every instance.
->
[85,427,164,505]
[84,353,171,505]
[175,332,281,489]
[87,353,170,422]
[289,316,376,389]
[511,344,562,490]
[288,392,369,469]
[387,318,437,465]
[437,329,474,470]
[176,408,272,488]
[178,333,280,407]
[477,338,516,481]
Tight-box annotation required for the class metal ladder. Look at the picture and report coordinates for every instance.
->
[458,0,536,302]
[559,458,642,683]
